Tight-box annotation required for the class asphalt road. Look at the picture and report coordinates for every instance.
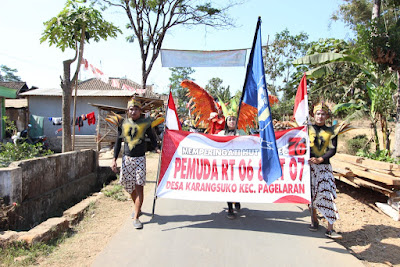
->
[92,182,363,267]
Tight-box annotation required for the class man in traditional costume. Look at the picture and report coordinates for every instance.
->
[111,99,160,229]
[308,102,342,239]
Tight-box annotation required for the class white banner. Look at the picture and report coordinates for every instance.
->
[161,49,247,67]
[156,127,310,204]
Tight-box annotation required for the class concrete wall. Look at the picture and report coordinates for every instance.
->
[0,149,115,230]
[28,96,130,137]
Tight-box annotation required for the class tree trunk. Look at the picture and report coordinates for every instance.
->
[393,70,400,157]
[61,61,72,152]
[372,0,381,20]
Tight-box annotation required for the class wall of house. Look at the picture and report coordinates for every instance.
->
[0,149,115,230]
[28,96,130,138]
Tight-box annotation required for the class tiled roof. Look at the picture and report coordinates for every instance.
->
[20,78,163,99]
[0,81,27,90]
[78,78,152,91]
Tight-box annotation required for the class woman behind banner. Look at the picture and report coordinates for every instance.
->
[111,99,160,230]
[217,99,246,219]
[308,102,342,239]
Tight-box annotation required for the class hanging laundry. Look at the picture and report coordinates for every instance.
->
[86,112,96,125]
[49,117,62,125]
[30,114,44,138]
[71,116,84,131]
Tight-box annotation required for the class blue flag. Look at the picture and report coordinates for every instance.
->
[240,17,282,185]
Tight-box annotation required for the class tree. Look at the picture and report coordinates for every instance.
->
[40,0,121,152]
[332,0,400,156]
[0,65,21,82]
[169,67,195,117]
[263,29,310,99]
[96,0,238,89]
[205,77,231,104]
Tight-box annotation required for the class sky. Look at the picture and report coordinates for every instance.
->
[0,0,353,95]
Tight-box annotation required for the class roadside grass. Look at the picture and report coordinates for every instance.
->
[101,179,129,201]
[0,234,69,267]
[0,200,98,266]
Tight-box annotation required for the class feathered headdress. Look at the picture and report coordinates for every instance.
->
[218,97,238,118]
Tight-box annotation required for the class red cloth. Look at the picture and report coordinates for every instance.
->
[209,116,225,134]
[86,112,96,125]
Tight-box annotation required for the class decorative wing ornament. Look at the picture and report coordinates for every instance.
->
[181,80,220,133]
[105,111,124,126]
[237,95,279,131]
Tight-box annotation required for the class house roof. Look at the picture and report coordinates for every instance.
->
[0,81,27,90]
[80,78,152,91]
[19,78,161,99]
[0,81,31,95]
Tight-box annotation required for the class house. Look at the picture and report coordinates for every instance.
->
[1,82,37,138]
[19,78,167,151]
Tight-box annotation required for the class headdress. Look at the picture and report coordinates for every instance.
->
[218,97,238,119]
[127,98,142,109]
[312,101,330,115]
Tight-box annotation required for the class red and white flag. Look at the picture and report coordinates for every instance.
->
[111,79,120,88]
[165,91,181,130]
[122,83,135,92]
[293,74,309,125]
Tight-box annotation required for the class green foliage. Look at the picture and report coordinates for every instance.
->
[0,65,21,82]
[357,149,400,164]
[205,77,231,104]
[3,116,17,136]
[264,29,310,99]
[0,142,54,168]
[0,236,67,266]
[169,67,195,118]
[346,134,370,155]
[331,0,372,31]
[41,0,121,52]
[101,181,128,201]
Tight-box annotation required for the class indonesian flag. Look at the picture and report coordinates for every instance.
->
[293,74,309,125]
[122,84,135,92]
[165,91,181,130]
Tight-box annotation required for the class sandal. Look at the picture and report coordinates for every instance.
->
[308,221,319,232]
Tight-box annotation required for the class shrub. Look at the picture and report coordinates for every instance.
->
[346,134,370,155]
[0,142,54,168]
[357,149,400,164]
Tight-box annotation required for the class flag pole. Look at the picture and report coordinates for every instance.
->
[151,86,171,218]
[236,16,262,130]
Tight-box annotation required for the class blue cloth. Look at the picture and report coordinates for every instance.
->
[241,18,282,185]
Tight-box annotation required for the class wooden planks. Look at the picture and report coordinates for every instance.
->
[331,153,400,198]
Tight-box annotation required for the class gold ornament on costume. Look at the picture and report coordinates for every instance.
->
[121,119,147,150]
[127,99,142,109]
[312,101,330,116]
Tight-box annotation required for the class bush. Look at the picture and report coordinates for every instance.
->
[356,149,400,164]
[0,142,53,168]
[346,134,370,155]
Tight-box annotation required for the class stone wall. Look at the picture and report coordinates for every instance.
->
[0,149,114,230]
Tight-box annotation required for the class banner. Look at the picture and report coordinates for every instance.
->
[156,126,310,204]
[161,49,247,67]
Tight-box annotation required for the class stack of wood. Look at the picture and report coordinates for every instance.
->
[331,153,400,198]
